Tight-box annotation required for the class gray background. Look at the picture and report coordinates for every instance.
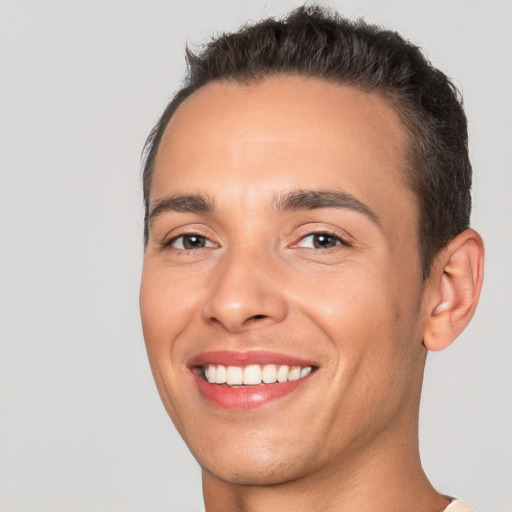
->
[0,1,510,511]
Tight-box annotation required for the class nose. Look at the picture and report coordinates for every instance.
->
[201,247,288,333]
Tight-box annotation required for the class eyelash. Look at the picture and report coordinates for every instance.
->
[161,233,215,251]
[294,230,351,250]
[161,229,350,252]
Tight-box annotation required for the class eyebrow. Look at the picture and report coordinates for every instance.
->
[273,189,381,227]
[149,194,214,224]
[148,189,381,228]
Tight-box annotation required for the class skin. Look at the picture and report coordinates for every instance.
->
[140,76,482,511]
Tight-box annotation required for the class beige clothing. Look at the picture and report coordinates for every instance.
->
[443,499,473,512]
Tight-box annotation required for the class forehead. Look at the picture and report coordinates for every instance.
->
[152,76,417,236]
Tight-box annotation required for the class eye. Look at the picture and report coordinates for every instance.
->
[296,233,345,249]
[169,234,216,250]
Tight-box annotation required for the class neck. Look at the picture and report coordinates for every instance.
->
[201,413,448,512]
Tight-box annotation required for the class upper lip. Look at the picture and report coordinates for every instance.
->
[187,350,318,368]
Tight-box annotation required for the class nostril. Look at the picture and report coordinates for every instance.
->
[249,314,266,321]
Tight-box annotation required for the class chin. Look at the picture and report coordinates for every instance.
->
[202,461,302,487]
[194,440,319,487]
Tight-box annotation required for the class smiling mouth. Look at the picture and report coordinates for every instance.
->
[200,363,315,386]
[188,351,319,410]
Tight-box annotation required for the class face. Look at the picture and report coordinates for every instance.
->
[140,77,430,486]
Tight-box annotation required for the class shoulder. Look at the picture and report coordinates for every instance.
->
[443,499,474,512]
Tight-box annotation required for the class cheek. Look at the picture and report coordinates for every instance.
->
[139,264,197,427]
[292,263,391,331]
[140,263,200,343]
[293,262,419,374]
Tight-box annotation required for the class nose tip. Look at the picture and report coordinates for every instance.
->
[201,254,288,333]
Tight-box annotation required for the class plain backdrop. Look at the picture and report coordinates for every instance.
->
[0,1,511,511]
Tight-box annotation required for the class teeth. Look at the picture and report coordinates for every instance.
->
[226,366,243,385]
[288,366,301,381]
[215,365,227,384]
[300,366,312,378]
[204,363,313,385]
[262,364,277,383]
[243,365,262,385]
[277,365,289,383]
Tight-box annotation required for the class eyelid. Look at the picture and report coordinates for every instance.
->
[295,233,345,249]
[169,234,217,250]
[159,226,219,251]
[290,224,354,249]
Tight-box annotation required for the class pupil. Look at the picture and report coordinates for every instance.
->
[314,234,336,248]
[184,235,205,249]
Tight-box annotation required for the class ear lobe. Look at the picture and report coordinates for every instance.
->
[423,229,484,352]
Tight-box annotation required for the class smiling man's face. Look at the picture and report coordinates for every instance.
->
[140,76,431,486]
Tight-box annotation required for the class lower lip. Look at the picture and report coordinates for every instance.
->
[193,372,308,411]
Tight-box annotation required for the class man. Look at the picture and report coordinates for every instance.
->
[139,6,484,512]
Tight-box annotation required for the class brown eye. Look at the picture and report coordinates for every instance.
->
[312,234,340,248]
[297,233,344,249]
[171,234,213,250]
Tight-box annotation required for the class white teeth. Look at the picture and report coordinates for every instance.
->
[262,364,277,383]
[243,365,262,385]
[277,365,289,383]
[300,366,312,378]
[207,365,216,384]
[215,365,227,384]
[203,363,313,386]
[226,366,243,385]
[288,366,301,381]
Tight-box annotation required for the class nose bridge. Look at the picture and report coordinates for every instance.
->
[202,243,287,332]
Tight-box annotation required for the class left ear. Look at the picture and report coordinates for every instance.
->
[423,229,484,352]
